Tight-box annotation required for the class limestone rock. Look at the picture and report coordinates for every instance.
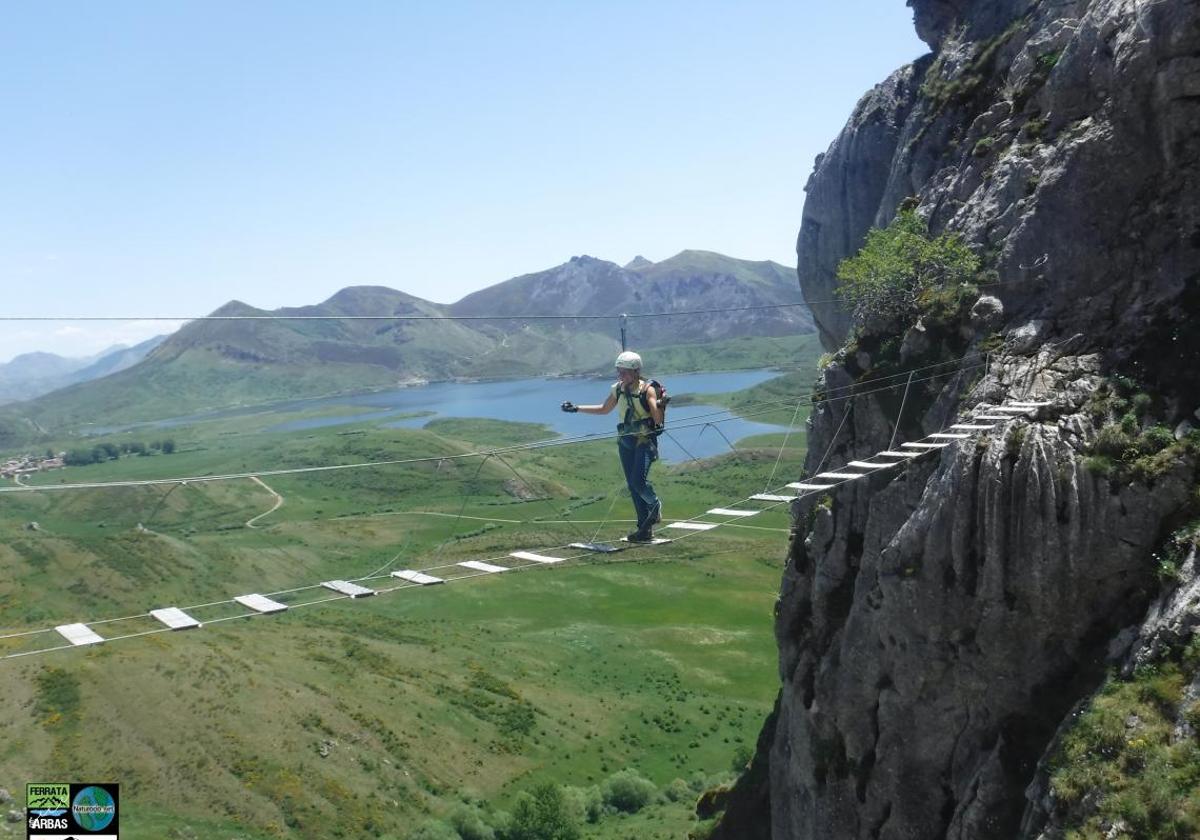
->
[900,319,932,361]
[798,0,1200,372]
[1007,319,1048,354]
[768,386,1191,839]
[1123,545,1200,675]
[718,0,1200,837]
[797,62,928,350]
[970,295,1004,332]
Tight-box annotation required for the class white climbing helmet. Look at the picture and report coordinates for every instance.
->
[615,350,643,370]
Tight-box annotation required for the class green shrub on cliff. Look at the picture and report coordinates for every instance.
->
[835,209,980,328]
[1050,661,1200,838]
[1084,376,1200,482]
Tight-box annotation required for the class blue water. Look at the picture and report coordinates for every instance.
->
[269,370,789,461]
[89,370,792,462]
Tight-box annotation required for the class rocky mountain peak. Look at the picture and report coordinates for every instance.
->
[907,0,1034,50]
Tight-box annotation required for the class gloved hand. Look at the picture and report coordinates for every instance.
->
[561,401,578,413]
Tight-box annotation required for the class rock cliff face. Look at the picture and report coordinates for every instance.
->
[715,1,1200,837]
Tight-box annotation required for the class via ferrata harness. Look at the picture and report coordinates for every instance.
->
[618,379,669,443]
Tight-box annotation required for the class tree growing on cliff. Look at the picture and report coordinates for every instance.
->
[835,209,980,328]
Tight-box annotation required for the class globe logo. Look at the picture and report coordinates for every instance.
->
[71,786,116,831]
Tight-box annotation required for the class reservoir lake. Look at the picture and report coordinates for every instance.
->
[98,370,795,462]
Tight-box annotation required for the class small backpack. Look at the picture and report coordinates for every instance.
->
[640,379,670,438]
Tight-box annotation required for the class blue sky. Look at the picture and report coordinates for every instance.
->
[0,1,925,362]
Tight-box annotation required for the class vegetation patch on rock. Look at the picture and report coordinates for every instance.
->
[1049,645,1200,839]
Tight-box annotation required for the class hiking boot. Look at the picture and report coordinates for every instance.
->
[626,529,654,543]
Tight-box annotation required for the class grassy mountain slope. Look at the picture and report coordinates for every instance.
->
[20,291,495,430]
[0,398,808,839]
[636,249,796,289]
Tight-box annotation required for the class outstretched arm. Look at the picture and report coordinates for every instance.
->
[575,391,618,415]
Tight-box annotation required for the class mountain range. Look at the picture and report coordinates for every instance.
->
[4,250,810,436]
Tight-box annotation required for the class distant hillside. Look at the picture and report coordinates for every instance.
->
[67,334,167,382]
[451,250,811,345]
[20,289,492,431]
[9,252,810,434]
[0,335,165,404]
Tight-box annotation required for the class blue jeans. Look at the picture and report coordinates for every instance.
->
[618,436,660,533]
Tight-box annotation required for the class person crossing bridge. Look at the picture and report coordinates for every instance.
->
[560,350,664,542]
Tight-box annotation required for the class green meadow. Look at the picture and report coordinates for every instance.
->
[0,370,814,839]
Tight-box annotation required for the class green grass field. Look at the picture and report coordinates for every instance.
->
[650,334,821,378]
[0,367,815,839]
